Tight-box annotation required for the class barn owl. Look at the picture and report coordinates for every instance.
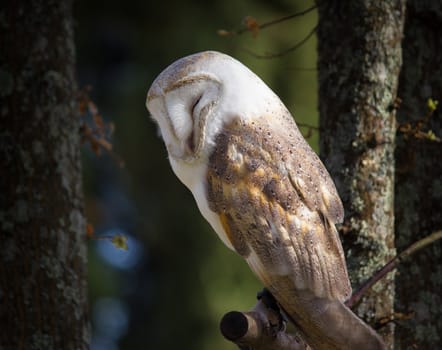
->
[146,51,385,350]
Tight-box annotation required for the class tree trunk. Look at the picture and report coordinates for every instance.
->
[394,1,442,348]
[0,1,89,349]
[316,1,406,348]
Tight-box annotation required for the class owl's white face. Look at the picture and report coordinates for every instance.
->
[146,50,287,250]
[146,51,278,164]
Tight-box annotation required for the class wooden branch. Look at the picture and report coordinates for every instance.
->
[346,230,442,309]
[220,231,442,348]
[220,300,308,350]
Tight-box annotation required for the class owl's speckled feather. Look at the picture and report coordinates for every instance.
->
[207,116,350,301]
[146,51,386,350]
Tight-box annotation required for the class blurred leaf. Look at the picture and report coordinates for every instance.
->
[86,223,95,239]
[427,97,438,112]
[243,16,260,37]
[427,130,441,142]
[111,235,129,251]
[217,29,233,37]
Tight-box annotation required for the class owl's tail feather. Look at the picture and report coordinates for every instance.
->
[274,289,386,350]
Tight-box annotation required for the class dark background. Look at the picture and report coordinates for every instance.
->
[74,1,318,349]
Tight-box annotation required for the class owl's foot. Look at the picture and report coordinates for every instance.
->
[257,288,285,333]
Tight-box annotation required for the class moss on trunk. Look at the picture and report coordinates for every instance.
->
[0,1,89,349]
[316,1,406,348]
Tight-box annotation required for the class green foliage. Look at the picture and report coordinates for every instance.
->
[427,97,438,112]
[398,97,441,143]
[111,235,128,251]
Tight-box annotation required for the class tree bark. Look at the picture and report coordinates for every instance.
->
[316,1,405,348]
[394,1,442,348]
[0,1,89,349]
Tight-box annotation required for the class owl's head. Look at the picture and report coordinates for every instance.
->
[146,51,278,162]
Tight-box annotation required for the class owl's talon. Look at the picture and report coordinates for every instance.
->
[257,288,278,310]
[257,288,285,332]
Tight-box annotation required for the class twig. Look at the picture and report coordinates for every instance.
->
[296,122,320,140]
[244,26,317,59]
[397,98,441,143]
[346,230,442,309]
[297,122,319,130]
[257,6,317,31]
[218,5,317,37]
[78,87,125,167]
[286,67,317,72]
[220,300,308,350]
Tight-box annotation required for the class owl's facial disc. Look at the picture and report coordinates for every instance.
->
[147,74,221,162]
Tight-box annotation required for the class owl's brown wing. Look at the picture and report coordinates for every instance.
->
[206,116,351,302]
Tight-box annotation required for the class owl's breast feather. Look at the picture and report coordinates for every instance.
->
[169,156,236,251]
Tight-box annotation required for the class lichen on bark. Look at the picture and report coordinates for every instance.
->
[316,1,406,348]
[0,1,89,349]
